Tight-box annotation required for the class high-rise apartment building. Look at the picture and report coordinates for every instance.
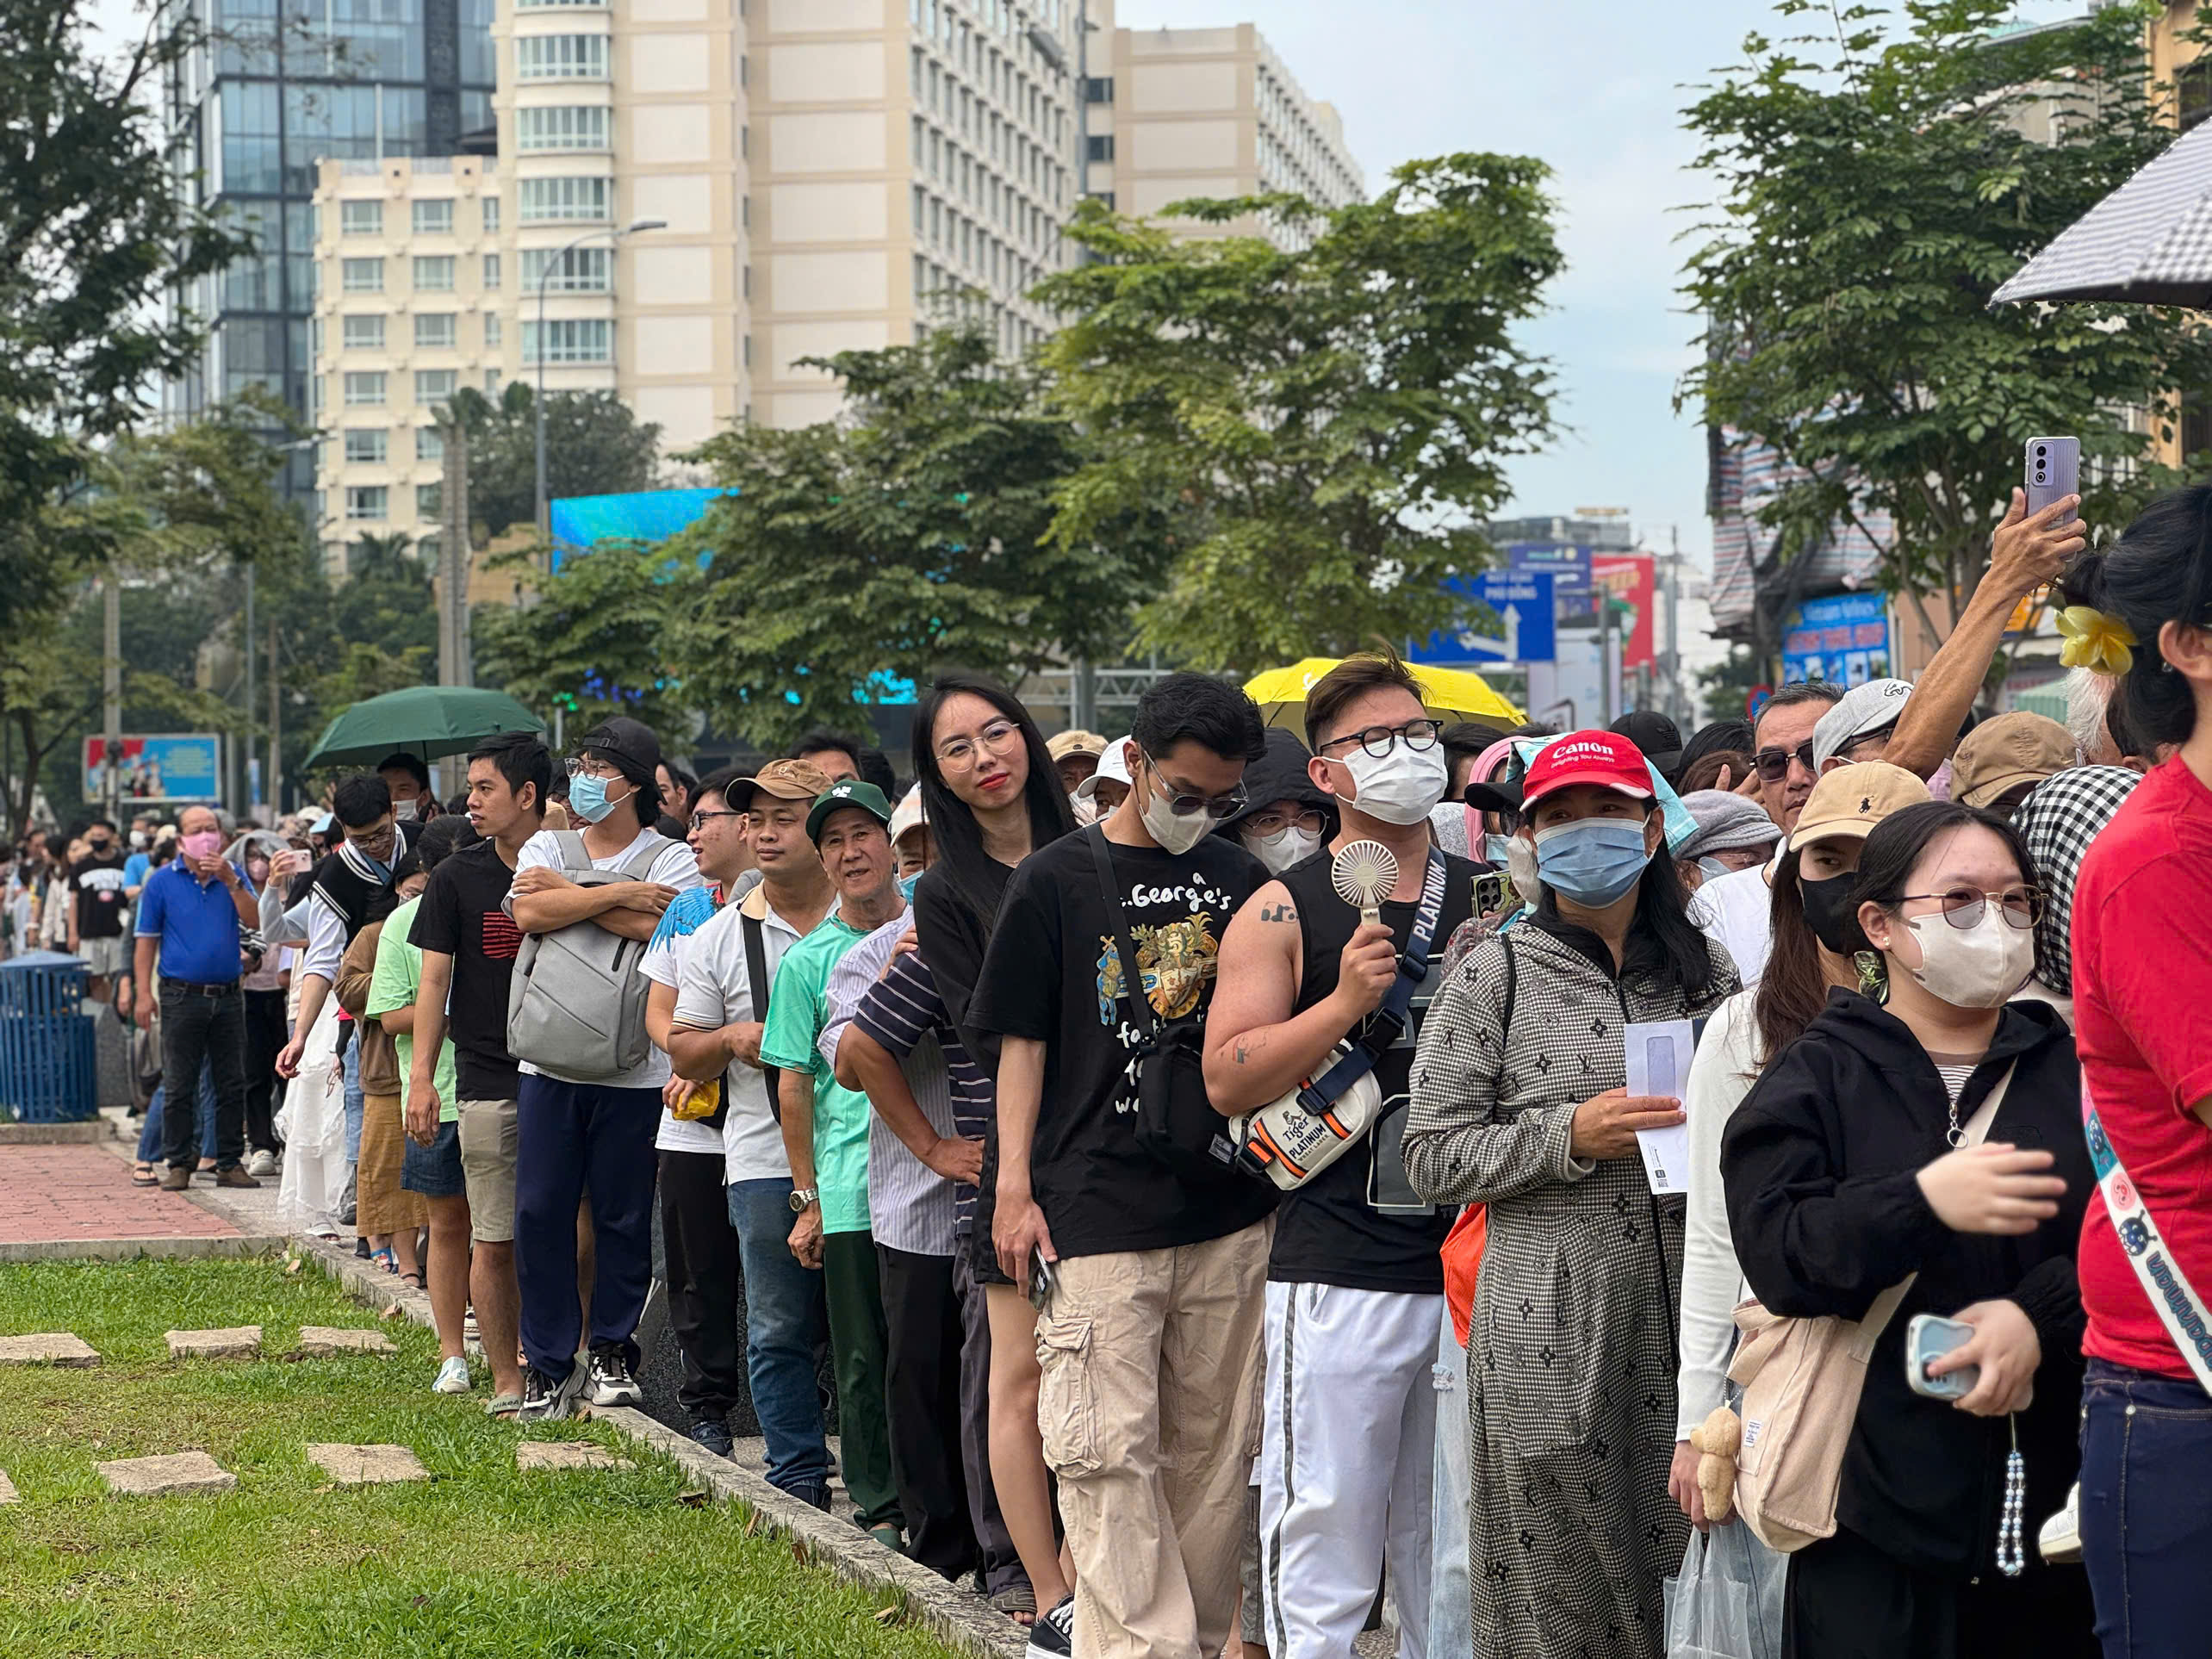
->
[164,0,499,485]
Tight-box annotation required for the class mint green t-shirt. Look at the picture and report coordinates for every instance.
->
[364,895,459,1123]
[759,911,873,1236]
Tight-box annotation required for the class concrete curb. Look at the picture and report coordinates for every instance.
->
[597,1406,1025,1659]
[0,1122,113,1145]
[0,1234,289,1264]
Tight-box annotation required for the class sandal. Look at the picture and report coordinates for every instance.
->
[372,1246,398,1274]
[484,1391,523,1420]
[990,1585,1037,1626]
[399,1270,426,1291]
[131,1163,158,1187]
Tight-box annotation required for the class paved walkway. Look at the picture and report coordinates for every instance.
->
[0,1145,242,1246]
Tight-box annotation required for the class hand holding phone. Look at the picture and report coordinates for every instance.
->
[1905,1313,1979,1400]
[2025,437,2080,526]
[1027,1245,1059,1313]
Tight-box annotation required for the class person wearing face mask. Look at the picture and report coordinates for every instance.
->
[1205,653,1476,1659]
[1215,725,1337,877]
[1404,730,1737,1659]
[376,751,434,824]
[1722,801,2095,1656]
[231,831,290,1176]
[1068,736,1132,827]
[65,817,131,1005]
[1671,789,1782,894]
[972,673,1273,1659]
[1668,763,1929,1535]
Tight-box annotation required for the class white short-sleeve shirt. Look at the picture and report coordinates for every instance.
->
[673,883,809,1185]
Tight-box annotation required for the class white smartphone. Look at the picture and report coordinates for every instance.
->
[2026,436,2080,525]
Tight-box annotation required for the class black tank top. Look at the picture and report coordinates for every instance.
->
[1271,846,1477,1293]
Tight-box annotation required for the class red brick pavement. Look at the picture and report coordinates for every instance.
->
[0,1146,241,1244]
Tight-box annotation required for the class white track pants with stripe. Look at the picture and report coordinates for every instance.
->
[1258,1281,1445,1659]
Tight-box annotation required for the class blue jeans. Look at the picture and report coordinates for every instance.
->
[139,1062,218,1165]
[2081,1356,2212,1658]
[728,1177,831,1497]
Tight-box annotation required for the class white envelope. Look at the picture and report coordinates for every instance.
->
[1624,1017,1696,1196]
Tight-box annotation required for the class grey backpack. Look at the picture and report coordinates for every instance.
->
[504,830,669,1082]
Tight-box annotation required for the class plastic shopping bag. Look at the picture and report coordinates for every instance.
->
[275,1000,347,1234]
[1663,1519,1787,1659]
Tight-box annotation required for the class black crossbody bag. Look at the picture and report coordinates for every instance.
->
[1084,824,1237,1181]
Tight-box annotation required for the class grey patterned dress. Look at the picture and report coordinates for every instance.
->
[1405,914,1737,1659]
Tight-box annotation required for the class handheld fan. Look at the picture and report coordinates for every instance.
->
[1332,840,1399,929]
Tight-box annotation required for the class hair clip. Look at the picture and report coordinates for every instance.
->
[2055,606,2137,677]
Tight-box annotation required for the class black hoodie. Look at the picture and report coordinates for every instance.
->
[1721,991,2089,1576]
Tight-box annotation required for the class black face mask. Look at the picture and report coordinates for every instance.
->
[1799,872,1869,958]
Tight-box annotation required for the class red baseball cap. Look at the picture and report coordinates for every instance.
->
[1517,730,1657,810]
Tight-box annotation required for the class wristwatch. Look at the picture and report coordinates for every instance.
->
[787,1186,818,1213]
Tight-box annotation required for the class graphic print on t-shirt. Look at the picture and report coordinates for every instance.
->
[479,909,519,960]
[1093,870,1239,1116]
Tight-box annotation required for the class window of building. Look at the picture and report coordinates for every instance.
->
[484,312,503,346]
[344,428,388,464]
[911,185,924,233]
[516,0,604,8]
[417,534,443,562]
[312,374,326,413]
[742,263,751,299]
[517,105,612,151]
[344,371,387,405]
[1085,134,1113,163]
[518,176,612,221]
[481,195,500,233]
[485,367,502,393]
[345,485,388,519]
[340,200,383,236]
[417,426,445,461]
[413,198,455,236]
[482,252,501,288]
[522,318,612,363]
[417,482,444,519]
[2184,61,2212,133]
[413,255,457,290]
[520,245,612,291]
[416,369,460,403]
[341,257,383,293]
[342,314,385,351]
[311,316,326,357]
[414,313,457,349]
[516,34,610,79]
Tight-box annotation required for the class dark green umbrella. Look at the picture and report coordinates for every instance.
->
[302,686,547,771]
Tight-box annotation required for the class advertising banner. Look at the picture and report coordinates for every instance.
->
[83,735,223,803]
[1780,593,1892,686]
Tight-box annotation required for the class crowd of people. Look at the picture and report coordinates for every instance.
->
[11,476,2212,1659]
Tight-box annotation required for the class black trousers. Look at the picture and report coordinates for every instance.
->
[158,980,246,1171]
[878,1243,979,1580]
[659,1146,746,1421]
[1786,1521,2098,1659]
[242,988,286,1155]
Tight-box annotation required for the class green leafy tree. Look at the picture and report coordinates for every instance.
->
[1679,0,2212,653]
[474,541,702,738]
[677,319,1171,749]
[1035,153,1564,674]
[445,382,662,542]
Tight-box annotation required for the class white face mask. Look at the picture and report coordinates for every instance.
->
[1335,738,1450,827]
[391,798,419,823]
[1243,823,1323,875]
[1070,793,1099,828]
[1140,776,1221,856]
[1898,908,2035,1010]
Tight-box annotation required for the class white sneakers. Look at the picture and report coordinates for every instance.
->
[432,1355,472,1395]
[246,1149,279,1177]
[2040,1482,2083,1564]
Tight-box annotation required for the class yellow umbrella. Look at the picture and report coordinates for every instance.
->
[1244,658,1525,737]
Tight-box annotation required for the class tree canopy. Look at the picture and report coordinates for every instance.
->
[446,382,663,543]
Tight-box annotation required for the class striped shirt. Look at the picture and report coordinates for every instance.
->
[820,914,958,1256]
[858,952,993,1240]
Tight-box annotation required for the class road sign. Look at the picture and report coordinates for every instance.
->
[1412,570,1556,667]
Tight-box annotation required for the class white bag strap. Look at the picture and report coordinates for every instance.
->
[1849,1061,2017,1362]
[553,830,590,873]
[2087,1092,2212,1395]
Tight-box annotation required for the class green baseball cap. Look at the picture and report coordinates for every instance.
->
[805,779,895,842]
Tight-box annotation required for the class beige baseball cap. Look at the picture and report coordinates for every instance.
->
[1951,711,2078,810]
[1047,729,1107,762]
[1787,761,1932,852]
[727,758,833,810]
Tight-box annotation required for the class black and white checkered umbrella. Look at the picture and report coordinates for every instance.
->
[1992,120,2212,308]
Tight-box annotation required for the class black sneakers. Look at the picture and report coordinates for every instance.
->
[587,1344,643,1408]
[688,1414,735,1458]
[516,1362,587,1421]
[1027,1594,1076,1659]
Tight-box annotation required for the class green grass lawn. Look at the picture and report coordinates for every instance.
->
[0,1256,966,1659]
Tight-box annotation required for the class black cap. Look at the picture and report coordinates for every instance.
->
[579,717,662,783]
[1608,710,1684,786]
[1462,774,1524,815]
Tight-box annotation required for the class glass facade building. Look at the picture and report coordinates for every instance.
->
[163,0,494,489]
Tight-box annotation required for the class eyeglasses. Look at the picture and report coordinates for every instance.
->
[935,718,1025,770]
[564,756,622,780]
[1139,749,1247,818]
[1317,718,1445,759]
[1898,886,2045,930]
[690,809,744,830]
[1753,741,1817,783]
[1243,807,1328,839]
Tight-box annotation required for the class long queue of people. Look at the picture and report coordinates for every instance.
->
[46,475,2212,1659]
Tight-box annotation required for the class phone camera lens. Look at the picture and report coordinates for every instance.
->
[2036,444,2048,456]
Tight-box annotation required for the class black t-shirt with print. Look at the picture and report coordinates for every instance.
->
[409,839,525,1100]
[1268,847,1478,1294]
[71,849,130,939]
[971,830,1276,1258]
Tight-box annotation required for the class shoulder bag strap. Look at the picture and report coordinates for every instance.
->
[742,910,783,1121]
[554,830,590,873]
[1849,1061,2019,1361]
[2088,1090,2212,1394]
[1295,845,1451,1115]
[1085,825,1155,1045]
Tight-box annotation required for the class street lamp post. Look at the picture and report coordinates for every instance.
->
[533,218,667,543]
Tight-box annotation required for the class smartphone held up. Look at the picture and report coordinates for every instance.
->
[2026,436,2080,525]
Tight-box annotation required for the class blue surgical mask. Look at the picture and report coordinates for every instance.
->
[568,773,624,824]
[1484,832,1516,868]
[898,873,922,902]
[1533,819,1653,908]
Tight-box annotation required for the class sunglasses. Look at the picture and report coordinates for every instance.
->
[1753,742,1817,783]
[1139,749,1247,818]
[1899,886,2045,931]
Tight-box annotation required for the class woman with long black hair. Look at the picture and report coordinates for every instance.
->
[1406,730,1737,1659]
[1724,800,2094,1657]
[908,671,1077,1639]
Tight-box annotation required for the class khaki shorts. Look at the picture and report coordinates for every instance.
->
[456,1097,519,1243]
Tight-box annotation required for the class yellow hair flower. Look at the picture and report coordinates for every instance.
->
[2055,606,2137,676]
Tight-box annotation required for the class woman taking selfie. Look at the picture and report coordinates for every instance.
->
[909,673,1078,1636]
[1669,762,1929,1526]
[1407,730,1737,1659]
[1723,801,2094,1656]
[2059,488,2212,1656]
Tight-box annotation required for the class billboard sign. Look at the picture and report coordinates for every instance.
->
[1780,593,1892,686]
[1410,570,1556,666]
[1592,553,1656,668]
[1506,542,1596,624]
[83,735,223,803]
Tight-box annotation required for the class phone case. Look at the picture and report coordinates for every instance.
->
[1905,1313,1979,1399]
[2026,436,2080,525]
[1644,1037,1678,1101]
